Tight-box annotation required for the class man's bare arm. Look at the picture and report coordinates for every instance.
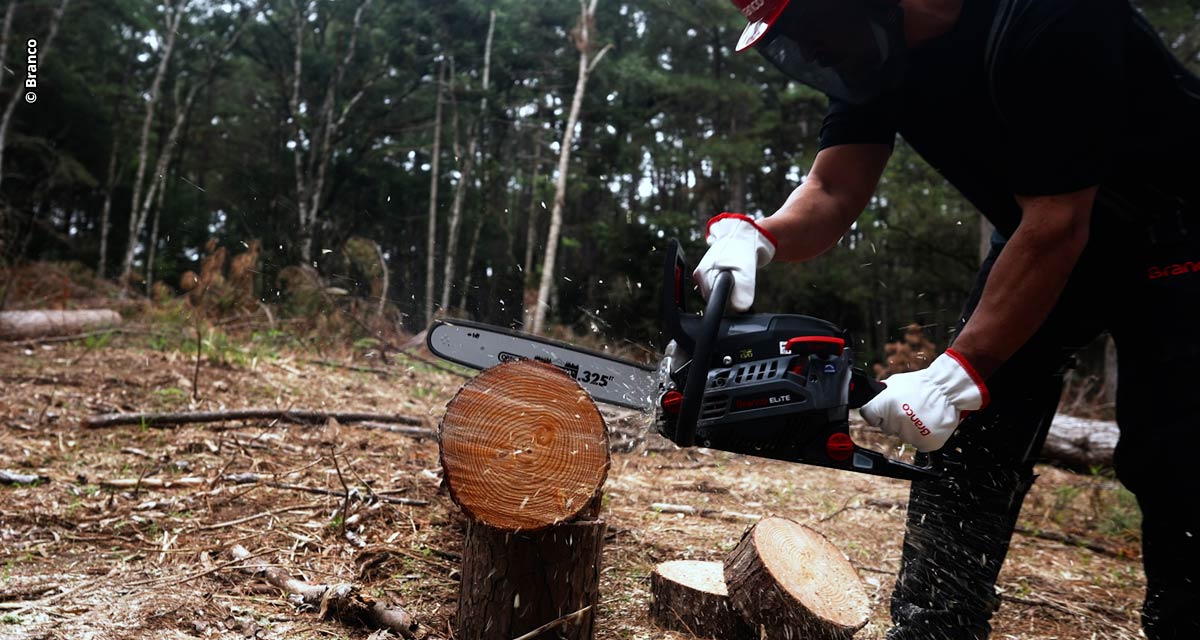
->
[950,187,1096,379]
[759,143,892,262]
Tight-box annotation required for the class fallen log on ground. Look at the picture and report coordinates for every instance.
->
[724,517,870,640]
[855,412,1120,470]
[0,309,121,340]
[650,560,753,639]
[1041,414,1118,471]
[83,408,424,429]
[228,544,434,639]
[440,359,609,640]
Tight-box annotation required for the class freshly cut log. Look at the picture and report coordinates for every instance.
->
[439,359,609,531]
[0,309,121,339]
[456,519,605,640]
[649,560,753,639]
[724,517,869,640]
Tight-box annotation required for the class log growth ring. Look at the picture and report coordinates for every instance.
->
[439,359,610,531]
[753,517,870,629]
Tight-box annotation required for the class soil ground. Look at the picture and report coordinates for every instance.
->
[0,334,1146,639]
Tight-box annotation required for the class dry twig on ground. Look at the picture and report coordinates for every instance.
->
[83,408,424,429]
[227,544,434,639]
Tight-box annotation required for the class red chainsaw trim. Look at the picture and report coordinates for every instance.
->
[785,335,845,353]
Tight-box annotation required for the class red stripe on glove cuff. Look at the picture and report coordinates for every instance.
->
[945,348,990,409]
[706,212,779,249]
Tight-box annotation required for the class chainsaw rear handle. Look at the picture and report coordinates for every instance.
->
[675,269,734,447]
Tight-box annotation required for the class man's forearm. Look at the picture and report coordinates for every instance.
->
[950,194,1093,379]
[757,144,890,262]
[759,181,861,262]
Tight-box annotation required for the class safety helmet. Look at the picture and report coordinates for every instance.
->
[728,0,909,105]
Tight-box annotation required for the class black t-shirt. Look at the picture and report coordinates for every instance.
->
[818,0,1200,238]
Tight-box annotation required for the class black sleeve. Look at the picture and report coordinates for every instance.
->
[818,94,899,150]
[990,0,1128,196]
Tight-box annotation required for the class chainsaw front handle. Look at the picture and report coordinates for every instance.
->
[675,269,733,447]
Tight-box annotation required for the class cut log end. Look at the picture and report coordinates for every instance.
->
[650,560,753,640]
[439,359,609,531]
[724,517,869,640]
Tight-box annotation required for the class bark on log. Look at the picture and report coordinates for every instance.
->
[439,359,609,531]
[1041,414,1119,471]
[0,310,121,340]
[724,517,869,640]
[650,560,754,640]
[83,408,423,429]
[456,519,605,640]
[228,544,432,639]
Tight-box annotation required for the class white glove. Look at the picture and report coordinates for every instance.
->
[859,349,989,452]
[693,213,777,312]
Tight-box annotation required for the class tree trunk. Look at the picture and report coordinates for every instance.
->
[1102,334,1117,406]
[121,0,182,281]
[458,217,484,313]
[0,309,121,340]
[530,0,611,335]
[724,517,869,640]
[372,239,388,319]
[289,0,372,265]
[439,359,609,530]
[440,11,494,315]
[97,131,121,279]
[0,0,69,189]
[979,213,995,265]
[457,520,604,640]
[424,58,445,326]
[650,560,754,640]
[520,129,544,328]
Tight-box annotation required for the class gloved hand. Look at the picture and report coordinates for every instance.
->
[693,213,777,312]
[860,349,989,452]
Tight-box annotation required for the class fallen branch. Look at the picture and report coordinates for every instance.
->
[83,408,424,429]
[511,606,593,640]
[221,473,429,506]
[190,504,319,533]
[0,470,50,485]
[98,477,207,490]
[228,544,431,639]
[649,503,761,523]
[1014,526,1130,558]
[354,422,438,439]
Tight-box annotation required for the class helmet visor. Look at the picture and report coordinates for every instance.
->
[749,0,908,105]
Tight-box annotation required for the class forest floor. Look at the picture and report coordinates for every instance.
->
[0,332,1146,640]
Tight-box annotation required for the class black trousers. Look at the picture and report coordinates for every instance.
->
[887,215,1200,640]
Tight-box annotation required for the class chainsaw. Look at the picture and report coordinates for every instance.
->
[427,239,940,481]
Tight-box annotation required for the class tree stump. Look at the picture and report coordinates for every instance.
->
[650,560,754,640]
[440,359,610,640]
[724,517,870,640]
[457,519,606,640]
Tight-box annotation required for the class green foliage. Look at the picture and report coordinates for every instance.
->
[4,0,1196,366]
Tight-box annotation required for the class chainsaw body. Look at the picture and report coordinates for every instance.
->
[655,239,940,481]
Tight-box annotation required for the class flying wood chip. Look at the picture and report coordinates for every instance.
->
[438,359,609,531]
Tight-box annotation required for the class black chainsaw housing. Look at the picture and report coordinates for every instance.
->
[657,238,940,481]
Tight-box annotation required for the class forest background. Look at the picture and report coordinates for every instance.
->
[3,0,1198,378]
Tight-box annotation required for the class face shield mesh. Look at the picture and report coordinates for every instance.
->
[753,0,909,105]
